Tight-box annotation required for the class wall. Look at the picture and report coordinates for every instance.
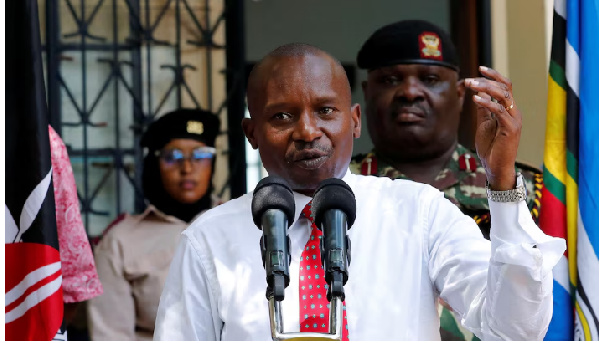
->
[491,0,552,168]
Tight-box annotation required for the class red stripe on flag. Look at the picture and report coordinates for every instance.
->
[5,289,63,341]
[539,187,568,257]
[5,243,61,291]
[5,269,62,314]
[5,243,63,341]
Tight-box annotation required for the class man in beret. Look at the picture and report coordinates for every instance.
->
[350,20,544,340]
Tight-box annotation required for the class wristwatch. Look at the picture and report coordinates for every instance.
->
[486,173,527,203]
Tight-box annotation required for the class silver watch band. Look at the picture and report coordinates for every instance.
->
[486,173,527,203]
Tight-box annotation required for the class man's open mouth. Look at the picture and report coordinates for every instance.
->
[293,150,329,170]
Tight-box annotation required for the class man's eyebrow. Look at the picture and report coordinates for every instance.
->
[264,96,339,108]
[262,93,342,113]
[263,102,290,112]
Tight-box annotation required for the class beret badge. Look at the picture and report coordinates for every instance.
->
[186,121,204,135]
[419,32,443,61]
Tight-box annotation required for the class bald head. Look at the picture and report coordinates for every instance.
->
[247,43,350,115]
[266,43,334,59]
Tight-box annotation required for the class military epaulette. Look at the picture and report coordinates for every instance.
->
[360,152,378,176]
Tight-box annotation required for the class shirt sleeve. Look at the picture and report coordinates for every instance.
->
[427,189,566,340]
[48,125,103,303]
[87,229,137,340]
[154,232,222,341]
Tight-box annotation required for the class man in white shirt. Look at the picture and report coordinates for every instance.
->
[154,43,565,340]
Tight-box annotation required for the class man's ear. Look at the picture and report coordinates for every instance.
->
[351,103,362,139]
[456,79,466,109]
[241,117,258,149]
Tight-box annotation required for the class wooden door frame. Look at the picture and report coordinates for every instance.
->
[450,0,492,151]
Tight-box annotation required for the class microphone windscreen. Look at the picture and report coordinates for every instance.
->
[312,178,356,229]
[251,176,296,228]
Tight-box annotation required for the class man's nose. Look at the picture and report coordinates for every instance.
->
[395,77,425,102]
[292,111,323,142]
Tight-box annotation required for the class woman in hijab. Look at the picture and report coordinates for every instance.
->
[88,108,220,340]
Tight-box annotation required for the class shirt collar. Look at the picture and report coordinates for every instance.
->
[141,204,190,224]
[291,168,354,221]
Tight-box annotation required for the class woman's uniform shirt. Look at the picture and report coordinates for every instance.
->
[88,205,190,340]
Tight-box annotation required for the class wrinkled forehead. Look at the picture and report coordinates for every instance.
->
[268,55,336,84]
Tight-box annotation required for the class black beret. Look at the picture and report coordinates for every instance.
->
[357,20,459,71]
[141,108,220,151]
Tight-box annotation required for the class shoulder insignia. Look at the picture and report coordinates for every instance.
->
[458,153,477,173]
[361,153,378,176]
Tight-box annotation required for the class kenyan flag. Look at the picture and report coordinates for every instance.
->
[5,0,64,340]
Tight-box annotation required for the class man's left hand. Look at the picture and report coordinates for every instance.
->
[466,66,520,191]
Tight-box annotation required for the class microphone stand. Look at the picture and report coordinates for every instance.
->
[267,210,349,341]
[268,294,343,341]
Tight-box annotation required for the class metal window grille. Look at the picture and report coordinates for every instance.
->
[42,0,247,237]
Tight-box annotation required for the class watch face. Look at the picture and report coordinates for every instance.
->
[516,173,525,188]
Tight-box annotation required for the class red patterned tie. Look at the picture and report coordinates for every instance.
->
[299,202,349,340]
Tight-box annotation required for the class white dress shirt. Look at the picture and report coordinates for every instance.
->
[154,171,565,340]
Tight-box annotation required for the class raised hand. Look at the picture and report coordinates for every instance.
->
[466,66,520,191]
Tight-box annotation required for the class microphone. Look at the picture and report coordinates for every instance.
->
[312,178,356,302]
[251,176,296,301]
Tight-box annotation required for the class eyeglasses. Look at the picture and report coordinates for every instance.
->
[156,147,216,167]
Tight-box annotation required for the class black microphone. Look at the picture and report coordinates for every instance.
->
[312,178,356,302]
[251,176,296,301]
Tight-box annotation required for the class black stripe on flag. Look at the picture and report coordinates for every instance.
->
[566,85,580,162]
[550,9,567,72]
[6,0,58,249]
[577,274,599,335]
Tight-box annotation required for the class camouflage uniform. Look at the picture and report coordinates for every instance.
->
[350,144,543,340]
